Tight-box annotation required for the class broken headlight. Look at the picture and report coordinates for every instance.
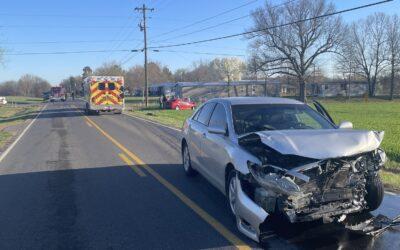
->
[247,161,301,196]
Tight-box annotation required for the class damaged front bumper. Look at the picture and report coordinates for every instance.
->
[232,149,388,242]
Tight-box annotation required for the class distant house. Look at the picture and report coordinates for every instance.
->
[311,81,368,97]
[280,83,298,96]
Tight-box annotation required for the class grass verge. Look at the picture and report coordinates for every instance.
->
[381,171,400,192]
[0,105,41,148]
[0,131,12,148]
[5,96,43,104]
[127,109,192,129]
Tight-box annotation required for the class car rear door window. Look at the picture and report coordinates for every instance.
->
[196,103,216,125]
[192,107,202,121]
[208,104,227,130]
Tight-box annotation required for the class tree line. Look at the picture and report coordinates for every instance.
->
[0,75,51,97]
[60,58,246,95]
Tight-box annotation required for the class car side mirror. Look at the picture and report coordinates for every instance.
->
[338,121,353,129]
[208,126,227,135]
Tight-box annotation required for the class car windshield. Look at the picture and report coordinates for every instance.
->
[232,104,335,135]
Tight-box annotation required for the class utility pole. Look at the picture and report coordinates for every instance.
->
[135,4,154,108]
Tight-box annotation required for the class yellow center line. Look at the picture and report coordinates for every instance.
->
[86,121,93,127]
[84,116,251,250]
[118,153,146,177]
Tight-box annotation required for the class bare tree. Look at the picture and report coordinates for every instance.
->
[15,74,50,97]
[339,13,388,97]
[61,76,82,96]
[213,57,245,97]
[82,66,93,78]
[247,52,279,96]
[386,14,400,100]
[125,62,174,92]
[248,0,343,101]
[94,62,126,76]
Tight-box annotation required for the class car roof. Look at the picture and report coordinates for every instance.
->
[210,97,304,106]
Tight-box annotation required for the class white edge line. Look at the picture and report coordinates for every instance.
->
[123,112,182,132]
[0,103,47,164]
[385,191,399,196]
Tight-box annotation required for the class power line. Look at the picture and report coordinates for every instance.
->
[155,0,173,12]
[152,0,296,44]
[153,15,250,44]
[103,15,141,61]
[0,39,142,45]
[149,0,260,41]
[0,13,133,18]
[121,52,141,66]
[118,40,144,65]
[0,25,140,29]
[157,49,245,57]
[148,0,393,50]
[3,49,134,56]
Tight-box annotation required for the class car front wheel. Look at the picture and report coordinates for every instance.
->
[365,174,384,211]
[226,170,237,216]
[182,143,197,176]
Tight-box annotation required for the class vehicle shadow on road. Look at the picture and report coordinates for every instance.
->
[262,214,382,249]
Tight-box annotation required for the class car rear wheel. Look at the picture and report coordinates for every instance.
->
[227,170,237,216]
[182,143,197,176]
[365,174,384,211]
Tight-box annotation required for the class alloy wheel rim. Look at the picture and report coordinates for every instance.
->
[229,175,237,215]
[183,147,190,171]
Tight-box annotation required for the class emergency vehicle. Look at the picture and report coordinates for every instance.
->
[83,76,125,114]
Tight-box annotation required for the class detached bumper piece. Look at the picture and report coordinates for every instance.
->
[343,213,400,237]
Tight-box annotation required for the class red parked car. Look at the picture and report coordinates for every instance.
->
[167,98,196,110]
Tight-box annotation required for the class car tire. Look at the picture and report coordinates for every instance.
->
[175,106,180,110]
[182,143,197,177]
[226,170,237,216]
[365,174,384,211]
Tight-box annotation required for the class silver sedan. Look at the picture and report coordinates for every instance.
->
[181,97,386,243]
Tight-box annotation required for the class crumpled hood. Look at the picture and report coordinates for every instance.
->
[253,129,384,159]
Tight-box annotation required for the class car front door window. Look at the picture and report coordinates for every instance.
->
[208,104,227,131]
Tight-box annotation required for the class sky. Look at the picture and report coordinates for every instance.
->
[0,0,399,84]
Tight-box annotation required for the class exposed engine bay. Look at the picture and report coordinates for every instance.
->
[238,132,387,224]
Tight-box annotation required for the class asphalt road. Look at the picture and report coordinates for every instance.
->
[0,100,398,249]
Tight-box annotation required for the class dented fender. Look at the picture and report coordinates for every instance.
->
[228,144,261,175]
